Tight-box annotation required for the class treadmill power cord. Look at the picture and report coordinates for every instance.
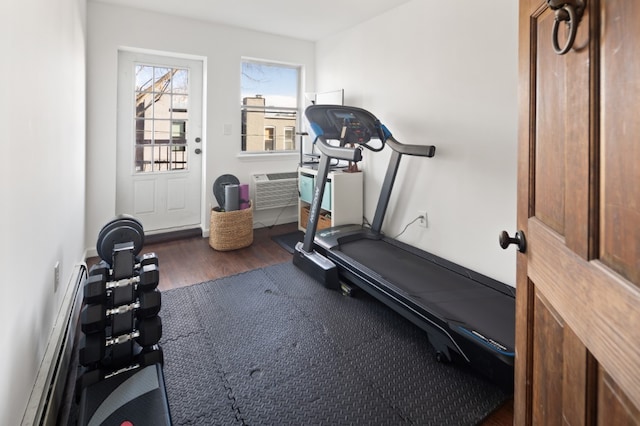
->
[393,215,424,239]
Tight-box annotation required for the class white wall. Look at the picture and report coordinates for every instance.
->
[0,0,87,424]
[86,2,315,251]
[316,0,518,285]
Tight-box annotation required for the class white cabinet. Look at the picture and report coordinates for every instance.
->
[298,166,363,231]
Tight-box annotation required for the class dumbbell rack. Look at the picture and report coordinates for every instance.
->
[76,216,171,425]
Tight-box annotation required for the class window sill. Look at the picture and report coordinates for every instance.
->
[236,151,299,162]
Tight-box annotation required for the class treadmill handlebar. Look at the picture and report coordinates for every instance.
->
[386,136,436,157]
[316,135,363,162]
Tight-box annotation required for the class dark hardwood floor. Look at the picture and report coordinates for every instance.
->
[86,221,513,424]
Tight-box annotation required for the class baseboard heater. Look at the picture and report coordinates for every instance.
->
[22,264,87,426]
[251,172,298,211]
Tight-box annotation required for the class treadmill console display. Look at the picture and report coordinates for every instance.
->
[328,110,373,145]
[339,118,371,146]
[305,105,383,142]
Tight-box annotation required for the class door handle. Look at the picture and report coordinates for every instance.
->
[194,148,202,154]
[546,0,585,55]
[499,230,527,253]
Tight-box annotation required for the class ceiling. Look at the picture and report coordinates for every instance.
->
[92,0,413,41]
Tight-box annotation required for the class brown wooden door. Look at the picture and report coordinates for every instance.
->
[516,0,640,424]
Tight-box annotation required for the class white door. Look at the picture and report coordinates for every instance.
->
[116,50,203,233]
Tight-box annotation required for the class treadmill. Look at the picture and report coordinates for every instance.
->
[293,105,515,391]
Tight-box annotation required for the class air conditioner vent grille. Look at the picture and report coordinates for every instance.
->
[266,172,297,180]
[251,173,298,211]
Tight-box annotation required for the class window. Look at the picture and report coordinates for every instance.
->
[284,127,295,151]
[264,126,275,151]
[134,65,190,172]
[241,59,299,153]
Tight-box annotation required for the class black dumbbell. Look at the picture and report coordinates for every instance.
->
[135,345,164,369]
[89,260,110,279]
[79,316,163,366]
[88,254,156,281]
[75,346,164,396]
[82,264,159,305]
[81,290,162,334]
[137,263,160,292]
[83,274,108,305]
[136,252,158,269]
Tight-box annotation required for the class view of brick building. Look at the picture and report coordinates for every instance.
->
[242,95,296,152]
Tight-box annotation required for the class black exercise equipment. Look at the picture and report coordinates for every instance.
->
[81,290,162,334]
[137,252,159,268]
[82,275,109,305]
[77,214,171,425]
[212,174,240,207]
[90,253,159,276]
[77,347,164,391]
[293,105,515,390]
[88,260,110,278]
[89,252,158,275]
[96,214,144,263]
[82,264,160,305]
[78,363,171,426]
[79,316,163,366]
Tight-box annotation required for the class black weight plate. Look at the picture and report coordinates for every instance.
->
[117,218,145,251]
[97,218,144,261]
[98,215,144,240]
[98,224,144,261]
[96,216,123,261]
[212,174,239,207]
[117,213,143,231]
[96,217,138,248]
[117,217,144,241]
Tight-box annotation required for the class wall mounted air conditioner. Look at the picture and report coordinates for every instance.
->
[251,172,298,211]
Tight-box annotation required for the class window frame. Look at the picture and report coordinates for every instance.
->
[240,58,302,155]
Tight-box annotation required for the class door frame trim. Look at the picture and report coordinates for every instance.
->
[116,47,208,236]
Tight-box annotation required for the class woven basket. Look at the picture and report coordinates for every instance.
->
[209,204,254,251]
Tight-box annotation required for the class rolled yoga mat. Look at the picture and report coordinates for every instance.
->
[239,184,250,210]
[224,184,239,211]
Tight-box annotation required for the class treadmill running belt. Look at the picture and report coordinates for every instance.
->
[337,238,515,350]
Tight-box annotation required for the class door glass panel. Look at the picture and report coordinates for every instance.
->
[135,66,154,93]
[172,69,189,94]
[172,94,188,111]
[134,64,190,172]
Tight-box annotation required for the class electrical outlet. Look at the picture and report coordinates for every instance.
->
[54,261,60,292]
[418,210,428,228]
